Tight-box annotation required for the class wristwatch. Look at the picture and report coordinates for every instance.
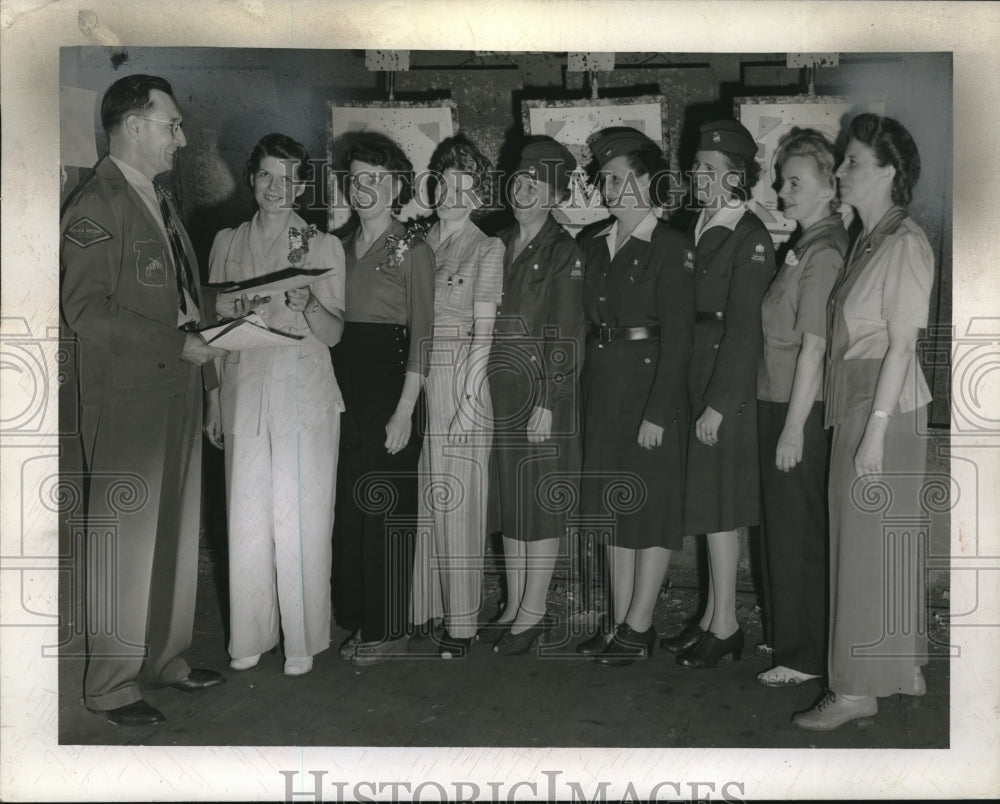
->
[871,409,890,419]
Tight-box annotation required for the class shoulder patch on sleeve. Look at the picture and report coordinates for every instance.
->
[750,241,767,263]
[569,258,583,278]
[65,217,112,248]
[682,248,695,273]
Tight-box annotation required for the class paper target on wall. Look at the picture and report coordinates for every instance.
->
[327,100,459,230]
[735,95,886,245]
[521,96,667,234]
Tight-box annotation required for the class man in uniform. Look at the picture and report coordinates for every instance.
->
[61,74,227,726]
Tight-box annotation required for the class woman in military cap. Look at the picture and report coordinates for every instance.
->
[574,127,695,665]
[662,119,775,668]
[481,136,586,655]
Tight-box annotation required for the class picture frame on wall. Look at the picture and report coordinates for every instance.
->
[327,99,459,229]
[521,95,667,234]
[734,94,886,246]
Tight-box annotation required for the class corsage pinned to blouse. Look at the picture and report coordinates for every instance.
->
[784,248,799,267]
[380,218,433,271]
[288,224,318,265]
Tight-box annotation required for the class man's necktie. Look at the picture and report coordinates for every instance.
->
[153,180,198,316]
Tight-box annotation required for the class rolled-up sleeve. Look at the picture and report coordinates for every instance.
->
[311,233,347,315]
[881,229,933,330]
[704,231,774,418]
[794,244,842,339]
[473,236,505,304]
[405,239,436,375]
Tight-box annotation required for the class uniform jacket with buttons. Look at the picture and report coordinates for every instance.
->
[689,209,775,418]
[579,215,695,428]
[61,157,217,403]
[493,214,586,414]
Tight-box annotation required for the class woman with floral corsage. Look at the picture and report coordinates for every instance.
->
[756,129,847,688]
[331,132,436,666]
[206,133,346,677]
[409,135,504,658]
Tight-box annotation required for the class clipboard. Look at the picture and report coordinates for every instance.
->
[207,266,333,297]
[199,313,304,350]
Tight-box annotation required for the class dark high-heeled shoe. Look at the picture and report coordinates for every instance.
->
[493,615,552,656]
[476,608,513,644]
[676,626,745,669]
[659,620,706,653]
[576,625,618,656]
[594,623,656,667]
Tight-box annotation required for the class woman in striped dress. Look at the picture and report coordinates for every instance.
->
[410,135,504,658]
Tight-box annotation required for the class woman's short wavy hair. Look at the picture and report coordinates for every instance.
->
[246,132,312,184]
[847,113,921,206]
[427,134,495,216]
[339,131,414,215]
[717,149,761,202]
[775,127,841,214]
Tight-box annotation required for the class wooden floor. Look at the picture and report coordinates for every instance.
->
[58,558,950,749]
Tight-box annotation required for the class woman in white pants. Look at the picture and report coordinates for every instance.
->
[205,133,346,677]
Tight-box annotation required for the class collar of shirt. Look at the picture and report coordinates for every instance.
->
[795,212,846,254]
[428,217,476,255]
[694,200,747,245]
[597,210,657,259]
[110,155,170,240]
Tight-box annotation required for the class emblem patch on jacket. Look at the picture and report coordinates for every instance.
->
[682,248,695,273]
[64,217,112,248]
[751,242,767,263]
[134,240,168,287]
[570,259,583,278]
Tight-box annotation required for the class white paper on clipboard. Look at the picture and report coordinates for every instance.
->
[200,313,304,350]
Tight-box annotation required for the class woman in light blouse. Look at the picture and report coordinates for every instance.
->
[207,133,346,677]
[793,114,934,730]
[330,131,435,666]
[756,129,847,687]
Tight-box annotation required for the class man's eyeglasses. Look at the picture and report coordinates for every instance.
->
[133,115,184,137]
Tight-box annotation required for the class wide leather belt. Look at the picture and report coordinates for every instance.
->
[694,311,725,323]
[590,324,660,344]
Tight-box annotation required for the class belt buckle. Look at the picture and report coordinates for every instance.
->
[599,325,613,344]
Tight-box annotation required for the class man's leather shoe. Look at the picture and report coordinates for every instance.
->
[105,700,165,726]
[167,668,226,692]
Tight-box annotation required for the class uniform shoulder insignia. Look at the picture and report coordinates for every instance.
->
[65,217,112,248]
[682,248,695,273]
[569,258,583,278]
[750,241,767,263]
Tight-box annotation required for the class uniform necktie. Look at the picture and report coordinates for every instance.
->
[153,180,197,316]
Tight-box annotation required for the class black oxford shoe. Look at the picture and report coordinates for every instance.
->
[104,700,165,726]
[167,668,226,692]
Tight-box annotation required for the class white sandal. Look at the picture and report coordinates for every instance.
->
[757,665,820,687]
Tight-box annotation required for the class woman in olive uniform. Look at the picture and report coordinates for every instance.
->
[793,114,932,730]
[483,137,586,655]
[575,128,695,665]
[663,120,775,668]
